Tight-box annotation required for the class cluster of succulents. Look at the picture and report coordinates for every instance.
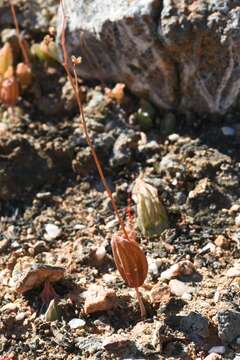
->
[31,35,60,63]
[0,42,32,107]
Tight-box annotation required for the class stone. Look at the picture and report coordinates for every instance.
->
[235,214,240,227]
[149,283,171,304]
[110,129,140,167]
[221,127,235,136]
[11,260,65,294]
[208,346,225,355]
[1,302,18,313]
[68,318,86,329]
[179,312,209,339]
[218,309,240,344]
[226,264,240,278]
[161,260,196,280]
[169,279,194,298]
[57,0,240,115]
[204,353,222,360]
[44,224,62,240]
[83,285,117,314]
[214,235,229,249]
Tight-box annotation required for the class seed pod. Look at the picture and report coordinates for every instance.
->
[111,232,148,288]
[16,62,32,89]
[0,75,19,106]
[132,177,169,236]
[0,42,13,76]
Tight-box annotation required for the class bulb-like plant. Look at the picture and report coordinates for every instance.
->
[59,0,148,318]
[0,42,13,76]
[111,231,148,317]
[31,35,60,63]
[16,63,32,90]
[0,73,19,106]
[132,177,169,236]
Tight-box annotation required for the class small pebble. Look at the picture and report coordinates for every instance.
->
[235,214,240,227]
[208,346,225,354]
[44,224,62,240]
[68,318,86,329]
[83,285,117,314]
[36,192,51,199]
[1,302,18,313]
[221,126,235,136]
[161,260,196,280]
[181,292,192,301]
[204,353,222,360]
[16,312,27,321]
[199,242,216,255]
[74,224,86,230]
[105,219,118,229]
[226,265,240,278]
[169,279,193,297]
[168,133,179,142]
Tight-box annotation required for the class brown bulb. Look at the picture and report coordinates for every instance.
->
[16,62,32,89]
[111,232,148,288]
[0,76,19,106]
[0,42,13,76]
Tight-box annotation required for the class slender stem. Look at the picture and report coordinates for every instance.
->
[60,0,130,242]
[135,287,146,319]
[8,0,30,67]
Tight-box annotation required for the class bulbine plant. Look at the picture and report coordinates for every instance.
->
[132,176,169,236]
[59,0,148,318]
[0,1,32,107]
[111,230,148,317]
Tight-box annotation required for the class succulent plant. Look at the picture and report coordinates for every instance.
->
[31,35,60,63]
[132,177,169,236]
[16,62,32,90]
[44,299,60,322]
[0,75,19,106]
[111,231,148,317]
[0,42,13,77]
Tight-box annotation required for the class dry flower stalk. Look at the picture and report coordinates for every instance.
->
[8,0,30,67]
[59,0,148,317]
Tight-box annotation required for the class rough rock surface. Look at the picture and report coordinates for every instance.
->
[218,309,240,344]
[57,0,240,115]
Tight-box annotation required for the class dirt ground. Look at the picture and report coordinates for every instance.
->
[1,1,240,360]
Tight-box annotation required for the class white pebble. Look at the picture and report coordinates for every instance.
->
[168,133,180,142]
[68,318,86,329]
[221,126,235,136]
[208,346,225,354]
[235,214,240,227]
[181,292,192,301]
[44,224,62,240]
[105,219,118,229]
[73,224,86,230]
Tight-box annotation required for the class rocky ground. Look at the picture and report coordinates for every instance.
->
[1,1,240,360]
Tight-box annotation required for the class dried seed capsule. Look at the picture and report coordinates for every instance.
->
[16,62,32,89]
[0,42,13,76]
[111,232,148,288]
[132,177,169,236]
[0,75,19,106]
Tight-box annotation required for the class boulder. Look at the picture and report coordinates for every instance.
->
[57,0,240,115]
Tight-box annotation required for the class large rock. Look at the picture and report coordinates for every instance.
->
[57,0,240,115]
